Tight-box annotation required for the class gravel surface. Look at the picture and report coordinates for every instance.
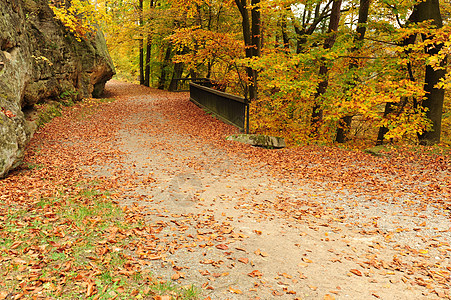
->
[85,81,450,299]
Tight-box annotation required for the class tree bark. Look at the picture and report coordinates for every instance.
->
[138,0,144,85]
[158,45,171,90]
[144,33,152,87]
[169,59,184,92]
[415,0,446,145]
[235,0,260,101]
[376,0,445,145]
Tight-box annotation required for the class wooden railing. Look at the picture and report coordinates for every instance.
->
[189,82,249,132]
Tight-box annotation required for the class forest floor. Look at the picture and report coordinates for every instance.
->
[1,80,450,300]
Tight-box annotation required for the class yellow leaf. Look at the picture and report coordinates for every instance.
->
[229,287,243,294]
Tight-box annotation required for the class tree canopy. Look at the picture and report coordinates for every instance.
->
[52,0,451,146]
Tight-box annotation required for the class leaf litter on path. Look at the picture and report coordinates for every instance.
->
[1,80,449,299]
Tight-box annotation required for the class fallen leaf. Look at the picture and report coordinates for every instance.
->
[302,257,312,263]
[216,244,229,250]
[229,287,243,294]
[248,270,263,278]
[238,257,249,264]
[350,269,362,276]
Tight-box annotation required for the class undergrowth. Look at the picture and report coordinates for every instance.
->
[0,181,198,299]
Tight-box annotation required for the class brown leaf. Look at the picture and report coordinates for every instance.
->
[254,249,269,257]
[216,244,229,250]
[171,271,185,280]
[238,257,249,264]
[153,296,171,300]
[279,272,292,279]
[86,281,95,297]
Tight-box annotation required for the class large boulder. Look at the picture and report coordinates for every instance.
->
[0,0,115,177]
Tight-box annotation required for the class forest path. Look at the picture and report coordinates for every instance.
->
[81,80,449,300]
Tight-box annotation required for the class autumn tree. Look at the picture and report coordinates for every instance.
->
[92,0,450,146]
[415,0,447,145]
[311,0,342,134]
[235,0,261,100]
[335,0,370,143]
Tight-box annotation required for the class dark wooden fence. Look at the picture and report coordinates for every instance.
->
[169,78,211,92]
[189,81,249,132]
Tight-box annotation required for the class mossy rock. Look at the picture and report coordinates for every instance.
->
[364,145,390,157]
[226,134,286,149]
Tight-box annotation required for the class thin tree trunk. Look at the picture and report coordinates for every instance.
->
[311,0,342,133]
[281,15,290,49]
[158,45,171,90]
[138,0,144,85]
[144,33,151,87]
[336,0,370,143]
[375,50,416,145]
[235,0,260,101]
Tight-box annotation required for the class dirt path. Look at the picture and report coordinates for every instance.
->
[70,81,449,299]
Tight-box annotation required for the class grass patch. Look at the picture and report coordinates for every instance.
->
[0,183,198,299]
[36,102,63,127]
[73,97,115,121]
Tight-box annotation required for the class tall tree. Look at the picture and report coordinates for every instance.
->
[235,0,261,101]
[139,0,145,85]
[311,0,342,133]
[376,0,446,145]
[416,0,446,145]
[335,0,371,143]
[144,0,155,87]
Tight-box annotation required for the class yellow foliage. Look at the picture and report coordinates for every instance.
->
[49,0,110,41]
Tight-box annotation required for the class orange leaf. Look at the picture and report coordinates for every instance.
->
[350,269,362,276]
[216,244,229,250]
[238,257,249,264]
[248,270,263,278]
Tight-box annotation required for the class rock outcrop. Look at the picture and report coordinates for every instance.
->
[0,0,115,177]
[226,134,286,149]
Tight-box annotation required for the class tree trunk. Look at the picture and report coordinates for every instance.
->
[144,0,154,87]
[144,33,152,87]
[138,0,144,85]
[235,0,260,101]
[376,0,445,145]
[416,0,446,145]
[158,45,171,90]
[335,0,370,143]
[251,0,261,57]
[311,0,342,133]
[281,16,290,49]
[169,62,184,92]
[375,47,416,145]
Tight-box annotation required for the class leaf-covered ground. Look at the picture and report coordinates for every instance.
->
[1,80,450,299]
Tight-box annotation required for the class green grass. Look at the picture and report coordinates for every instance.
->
[36,102,62,127]
[0,183,199,299]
